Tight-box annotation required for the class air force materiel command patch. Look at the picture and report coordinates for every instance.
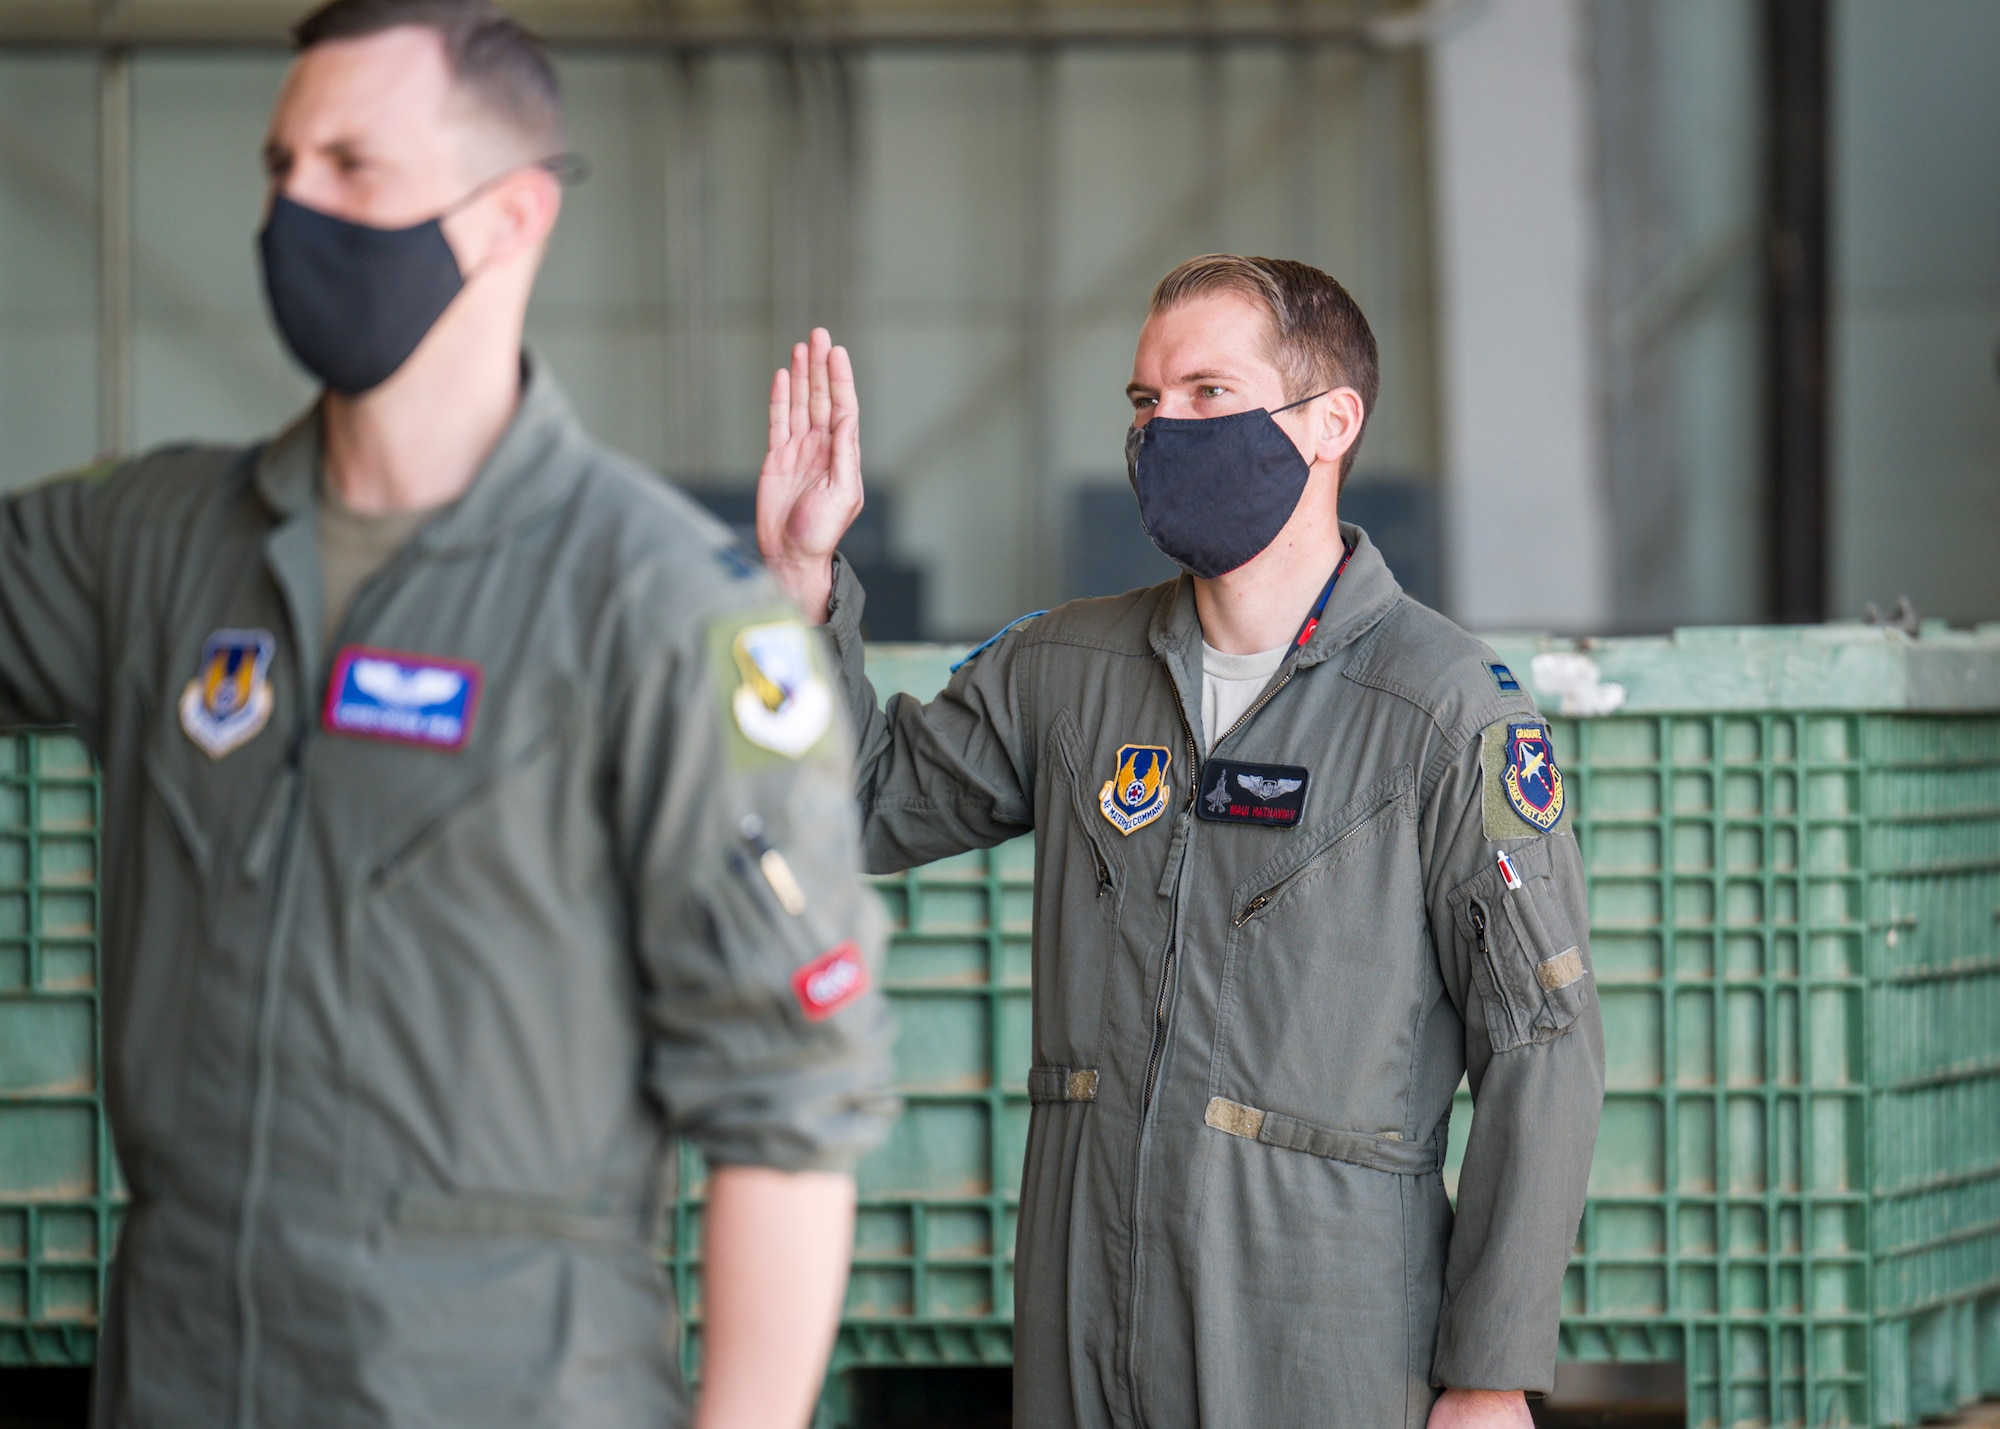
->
[179,629,276,759]
[324,647,482,750]
[793,940,868,1021]
[1195,758,1310,828]
[730,620,834,757]
[1099,744,1172,835]
[1503,720,1565,830]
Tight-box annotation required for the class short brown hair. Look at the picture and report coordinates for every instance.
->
[294,0,564,159]
[1150,254,1380,481]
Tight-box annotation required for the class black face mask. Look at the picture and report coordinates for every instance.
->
[258,193,466,396]
[1123,391,1327,579]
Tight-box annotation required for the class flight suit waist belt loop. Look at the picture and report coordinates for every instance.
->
[1027,1066,1100,1103]
[1203,1097,1441,1175]
[389,1188,651,1246]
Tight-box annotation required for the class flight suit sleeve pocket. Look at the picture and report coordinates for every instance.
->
[1454,837,1593,1053]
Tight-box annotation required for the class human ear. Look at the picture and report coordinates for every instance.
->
[456,167,561,275]
[1316,387,1365,471]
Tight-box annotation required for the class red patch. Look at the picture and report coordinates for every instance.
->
[792,940,868,1021]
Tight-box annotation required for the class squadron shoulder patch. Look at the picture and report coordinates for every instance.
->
[727,619,833,758]
[1099,744,1172,835]
[1502,721,1565,831]
[324,647,482,751]
[179,628,276,759]
[1481,717,1566,838]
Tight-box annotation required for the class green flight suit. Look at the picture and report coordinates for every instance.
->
[823,528,1604,1428]
[0,362,894,1428]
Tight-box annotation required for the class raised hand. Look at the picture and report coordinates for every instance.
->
[756,327,862,624]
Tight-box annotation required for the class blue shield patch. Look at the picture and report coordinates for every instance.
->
[323,646,482,751]
[178,628,276,759]
[1503,721,1565,830]
[1098,744,1172,836]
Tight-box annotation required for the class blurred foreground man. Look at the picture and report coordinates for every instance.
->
[759,258,1604,1428]
[0,2,892,1424]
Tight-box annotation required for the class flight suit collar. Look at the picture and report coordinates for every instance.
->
[251,352,586,552]
[1145,522,1404,673]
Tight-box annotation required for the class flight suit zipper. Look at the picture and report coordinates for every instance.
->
[1211,664,1295,754]
[233,509,433,1426]
[230,726,312,1429]
[1141,671,1202,1112]
[1232,785,1402,926]
[1125,661,1204,1416]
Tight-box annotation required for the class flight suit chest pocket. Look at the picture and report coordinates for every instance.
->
[1047,711,1124,908]
[1209,767,1423,1121]
[1453,835,1593,1052]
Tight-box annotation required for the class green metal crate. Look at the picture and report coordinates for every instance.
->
[6,629,1999,1429]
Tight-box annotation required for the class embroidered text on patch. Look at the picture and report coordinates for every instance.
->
[731,620,833,757]
[1098,744,1172,835]
[793,940,868,1020]
[179,629,277,759]
[324,647,481,750]
[1195,758,1310,828]
[1502,721,1565,830]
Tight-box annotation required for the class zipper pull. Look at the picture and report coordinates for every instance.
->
[1469,900,1491,954]
[1234,892,1272,928]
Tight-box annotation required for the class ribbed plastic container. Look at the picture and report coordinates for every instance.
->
[0,731,113,1369]
[5,626,1997,1429]
[788,625,2000,1428]
[1473,626,2000,1429]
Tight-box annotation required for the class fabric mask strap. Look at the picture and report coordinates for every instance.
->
[1271,389,1330,416]
[438,152,591,221]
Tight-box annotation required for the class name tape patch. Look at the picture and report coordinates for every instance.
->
[1196,759,1310,828]
[793,940,869,1021]
[324,646,482,751]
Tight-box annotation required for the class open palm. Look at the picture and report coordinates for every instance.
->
[757,327,862,621]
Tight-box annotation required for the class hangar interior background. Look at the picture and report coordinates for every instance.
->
[0,0,1994,640]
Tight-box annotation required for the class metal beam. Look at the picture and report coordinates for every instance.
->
[1762,0,1829,623]
[95,0,131,458]
[0,0,1467,52]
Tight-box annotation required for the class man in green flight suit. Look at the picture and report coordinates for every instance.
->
[0,2,893,1425]
[757,256,1605,1427]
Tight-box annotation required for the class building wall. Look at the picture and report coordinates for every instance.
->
[0,39,1438,641]
[1830,0,2000,625]
[2,6,1994,637]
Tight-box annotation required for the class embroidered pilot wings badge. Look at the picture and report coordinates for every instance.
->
[1237,773,1302,801]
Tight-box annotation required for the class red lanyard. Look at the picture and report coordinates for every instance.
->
[1293,543,1356,649]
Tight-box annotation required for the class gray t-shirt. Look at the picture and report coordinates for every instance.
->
[318,487,435,647]
[1200,639,1289,753]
